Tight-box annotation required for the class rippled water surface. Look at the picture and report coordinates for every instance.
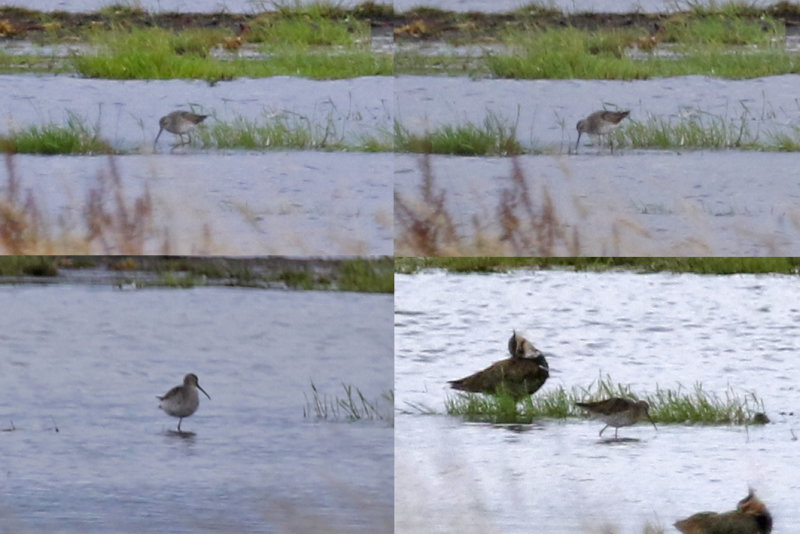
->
[10,152,392,255]
[1,284,393,533]
[2,0,370,13]
[394,152,800,255]
[396,270,800,533]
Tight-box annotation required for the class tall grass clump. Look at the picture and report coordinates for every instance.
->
[304,381,393,423]
[338,257,394,293]
[0,112,112,155]
[249,10,369,48]
[614,111,760,150]
[394,113,526,156]
[445,374,767,425]
[661,14,783,46]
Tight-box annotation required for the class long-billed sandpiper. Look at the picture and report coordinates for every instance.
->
[675,489,773,534]
[576,397,657,439]
[449,332,549,399]
[157,373,211,432]
[575,110,630,153]
[154,111,208,148]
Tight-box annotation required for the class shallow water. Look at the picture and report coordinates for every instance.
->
[0,75,392,151]
[396,75,800,151]
[395,270,800,533]
[9,152,392,255]
[394,152,800,255]
[2,0,371,13]
[0,284,393,533]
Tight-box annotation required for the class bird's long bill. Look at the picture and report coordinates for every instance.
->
[647,414,658,431]
[575,132,582,151]
[197,384,211,400]
[153,127,163,148]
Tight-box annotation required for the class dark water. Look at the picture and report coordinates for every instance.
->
[396,270,800,533]
[1,284,393,533]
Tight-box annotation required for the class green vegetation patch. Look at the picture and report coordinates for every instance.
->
[250,10,369,48]
[70,26,390,81]
[487,24,800,80]
[0,256,59,276]
[196,111,391,152]
[444,374,767,425]
[395,257,800,274]
[394,113,528,156]
[661,14,784,46]
[0,112,113,155]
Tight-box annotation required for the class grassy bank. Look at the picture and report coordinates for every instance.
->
[395,257,800,274]
[0,113,114,155]
[444,374,766,425]
[0,256,394,292]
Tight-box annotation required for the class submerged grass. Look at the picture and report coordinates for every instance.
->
[444,374,767,425]
[0,112,113,155]
[304,381,393,423]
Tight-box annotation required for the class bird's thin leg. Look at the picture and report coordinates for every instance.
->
[614,427,619,439]
[599,425,608,437]
[178,418,182,432]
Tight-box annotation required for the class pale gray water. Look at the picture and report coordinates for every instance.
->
[1,284,393,533]
[394,152,800,256]
[9,152,392,255]
[395,270,800,533]
[396,75,800,151]
[0,75,392,151]
[1,0,371,13]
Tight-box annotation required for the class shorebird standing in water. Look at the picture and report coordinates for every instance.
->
[449,331,549,400]
[154,111,208,149]
[575,110,630,153]
[158,373,211,432]
[675,489,773,534]
[576,397,657,439]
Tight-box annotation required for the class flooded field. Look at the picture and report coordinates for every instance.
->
[8,152,392,255]
[1,282,393,533]
[1,0,371,13]
[395,269,800,533]
[0,75,392,152]
[396,75,800,152]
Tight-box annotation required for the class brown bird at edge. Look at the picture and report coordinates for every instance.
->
[575,110,630,153]
[575,397,657,439]
[449,331,549,400]
[674,489,773,534]
[154,111,209,149]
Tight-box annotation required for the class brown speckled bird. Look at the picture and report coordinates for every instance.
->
[448,332,549,399]
[674,489,772,534]
[576,397,657,439]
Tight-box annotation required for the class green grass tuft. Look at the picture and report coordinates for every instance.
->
[0,112,113,155]
[304,381,393,422]
[394,113,526,156]
[445,374,767,425]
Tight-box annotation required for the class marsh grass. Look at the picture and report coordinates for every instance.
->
[661,14,783,46]
[249,10,369,48]
[395,256,800,275]
[444,374,767,425]
[614,111,759,150]
[196,111,391,151]
[487,25,800,80]
[71,26,391,81]
[394,113,528,156]
[304,381,393,422]
[395,156,580,256]
[0,112,113,155]
[0,255,58,276]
